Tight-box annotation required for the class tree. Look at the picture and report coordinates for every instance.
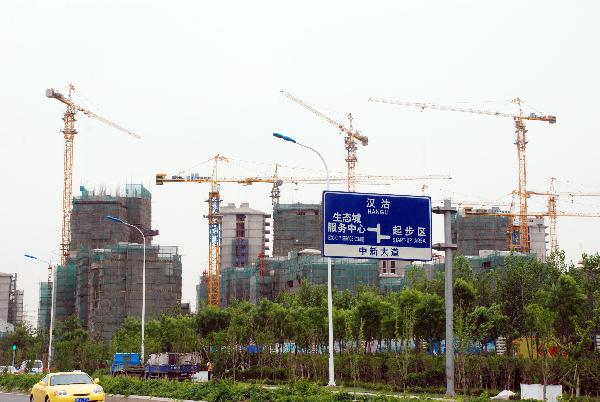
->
[414,293,445,351]
[352,290,385,352]
[196,304,231,337]
[547,274,586,344]
[495,255,554,353]
[54,315,107,371]
[469,303,508,353]
[525,303,556,402]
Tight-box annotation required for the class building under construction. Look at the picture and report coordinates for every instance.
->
[273,203,321,257]
[220,203,270,269]
[39,184,182,340]
[452,207,547,260]
[0,273,24,329]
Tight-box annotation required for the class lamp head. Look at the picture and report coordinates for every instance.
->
[105,215,126,224]
[273,133,297,143]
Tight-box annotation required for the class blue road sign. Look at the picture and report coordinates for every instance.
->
[322,191,432,261]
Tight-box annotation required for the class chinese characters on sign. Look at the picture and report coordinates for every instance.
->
[322,191,432,261]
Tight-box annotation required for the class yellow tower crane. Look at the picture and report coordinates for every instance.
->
[46,84,141,265]
[369,96,556,253]
[281,90,368,192]
[528,177,600,254]
[157,160,451,306]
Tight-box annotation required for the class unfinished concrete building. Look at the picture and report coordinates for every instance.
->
[0,273,24,327]
[80,245,182,340]
[70,184,152,253]
[0,274,11,323]
[220,203,270,269]
[273,203,322,257]
[452,207,547,260]
[38,282,52,333]
[42,184,183,340]
[452,208,511,256]
[528,217,548,261]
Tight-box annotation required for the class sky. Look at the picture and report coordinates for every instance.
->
[1,1,599,325]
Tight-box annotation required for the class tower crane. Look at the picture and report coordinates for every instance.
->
[156,161,451,306]
[157,155,285,306]
[369,96,556,253]
[527,177,600,254]
[46,84,141,266]
[281,90,368,192]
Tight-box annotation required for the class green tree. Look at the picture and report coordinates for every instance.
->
[525,303,556,401]
[547,274,586,344]
[414,293,445,351]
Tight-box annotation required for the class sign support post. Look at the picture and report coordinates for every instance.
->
[433,199,457,397]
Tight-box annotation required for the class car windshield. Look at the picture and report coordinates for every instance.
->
[32,361,43,368]
[50,374,93,386]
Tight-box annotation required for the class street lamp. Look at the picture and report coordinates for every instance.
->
[105,215,146,363]
[273,132,336,387]
[24,254,56,372]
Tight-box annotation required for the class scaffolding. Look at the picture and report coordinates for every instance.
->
[37,282,52,333]
[216,252,380,306]
[84,244,182,340]
[452,212,510,256]
[71,184,152,251]
[55,261,77,322]
[273,204,322,257]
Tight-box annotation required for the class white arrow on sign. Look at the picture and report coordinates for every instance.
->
[367,223,391,244]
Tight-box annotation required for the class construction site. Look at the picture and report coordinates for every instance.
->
[37,82,600,330]
[38,184,183,340]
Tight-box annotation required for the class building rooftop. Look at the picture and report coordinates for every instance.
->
[221,202,268,215]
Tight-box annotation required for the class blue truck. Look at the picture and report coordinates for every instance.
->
[110,353,145,377]
[111,352,202,380]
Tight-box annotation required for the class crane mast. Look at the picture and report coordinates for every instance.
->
[547,177,558,254]
[528,178,600,254]
[207,155,228,306]
[60,84,77,266]
[47,84,141,266]
[513,98,529,253]
[369,96,556,253]
[281,90,368,192]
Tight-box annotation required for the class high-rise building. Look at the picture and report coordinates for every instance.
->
[38,282,52,334]
[70,184,152,253]
[43,184,183,340]
[220,203,270,269]
[0,273,24,328]
[528,217,548,261]
[452,207,547,260]
[273,203,322,257]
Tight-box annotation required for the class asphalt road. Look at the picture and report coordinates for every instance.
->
[0,393,134,401]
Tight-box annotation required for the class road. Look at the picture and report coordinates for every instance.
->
[0,393,138,401]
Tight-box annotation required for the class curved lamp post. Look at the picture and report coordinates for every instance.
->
[273,132,335,386]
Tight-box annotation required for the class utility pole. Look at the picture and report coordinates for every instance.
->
[433,199,457,397]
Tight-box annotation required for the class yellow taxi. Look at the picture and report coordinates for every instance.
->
[30,371,104,402]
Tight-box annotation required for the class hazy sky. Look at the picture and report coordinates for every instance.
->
[2,1,599,324]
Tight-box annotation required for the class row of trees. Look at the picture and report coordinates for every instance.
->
[2,252,599,391]
[111,252,600,357]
